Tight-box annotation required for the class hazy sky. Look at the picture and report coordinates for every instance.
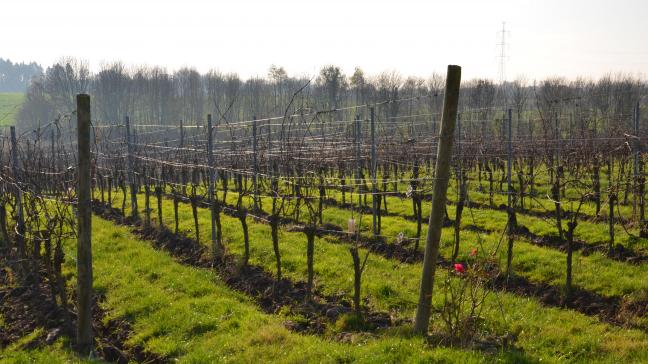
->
[2,0,647,81]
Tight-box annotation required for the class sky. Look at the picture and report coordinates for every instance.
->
[2,0,648,81]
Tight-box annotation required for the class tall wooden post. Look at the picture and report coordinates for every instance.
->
[355,115,362,211]
[9,126,25,259]
[554,111,563,240]
[207,114,220,258]
[76,94,93,354]
[634,102,640,217]
[267,118,272,168]
[252,117,259,211]
[370,107,378,236]
[413,65,461,335]
[125,116,138,218]
[506,108,515,278]
[179,120,187,196]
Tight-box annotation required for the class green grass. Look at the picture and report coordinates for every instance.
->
[5,160,648,362]
[1,332,97,364]
[75,216,522,363]
[340,158,647,222]
[9,215,504,362]
[196,187,647,300]
[105,189,648,363]
[0,93,25,126]
[324,185,647,253]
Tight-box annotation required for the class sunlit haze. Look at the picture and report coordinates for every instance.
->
[2,0,648,80]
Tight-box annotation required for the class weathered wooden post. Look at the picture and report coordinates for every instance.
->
[355,115,362,211]
[207,114,220,258]
[370,107,378,236]
[413,65,461,335]
[76,94,93,354]
[553,111,563,240]
[252,117,259,211]
[125,116,138,218]
[633,102,639,217]
[506,108,516,279]
[179,119,187,196]
[9,126,25,259]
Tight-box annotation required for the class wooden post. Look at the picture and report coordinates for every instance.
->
[252,117,259,211]
[634,102,639,217]
[355,115,362,212]
[76,94,93,354]
[506,108,515,278]
[207,114,220,258]
[553,111,564,240]
[125,116,138,218]
[179,120,187,196]
[370,107,378,236]
[9,126,25,259]
[413,65,461,335]
[507,109,513,210]
[267,118,272,167]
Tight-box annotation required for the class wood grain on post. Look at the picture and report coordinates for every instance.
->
[76,94,94,353]
[413,65,461,334]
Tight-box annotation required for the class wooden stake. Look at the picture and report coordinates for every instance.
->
[414,65,461,335]
[76,94,93,354]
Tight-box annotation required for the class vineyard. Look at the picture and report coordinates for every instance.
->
[1,63,647,363]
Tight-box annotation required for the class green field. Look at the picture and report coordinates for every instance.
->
[0,93,25,126]
[2,155,648,362]
[4,191,646,363]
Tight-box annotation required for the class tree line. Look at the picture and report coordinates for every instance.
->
[0,58,43,92]
[16,57,646,140]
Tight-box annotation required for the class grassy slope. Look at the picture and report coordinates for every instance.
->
[108,191,648,363]
[86,217,509,363]
[6,216,501,363]
[0,93,25,126]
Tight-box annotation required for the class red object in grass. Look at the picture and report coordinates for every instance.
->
[470,248,478,257]
[454,263,465,274]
